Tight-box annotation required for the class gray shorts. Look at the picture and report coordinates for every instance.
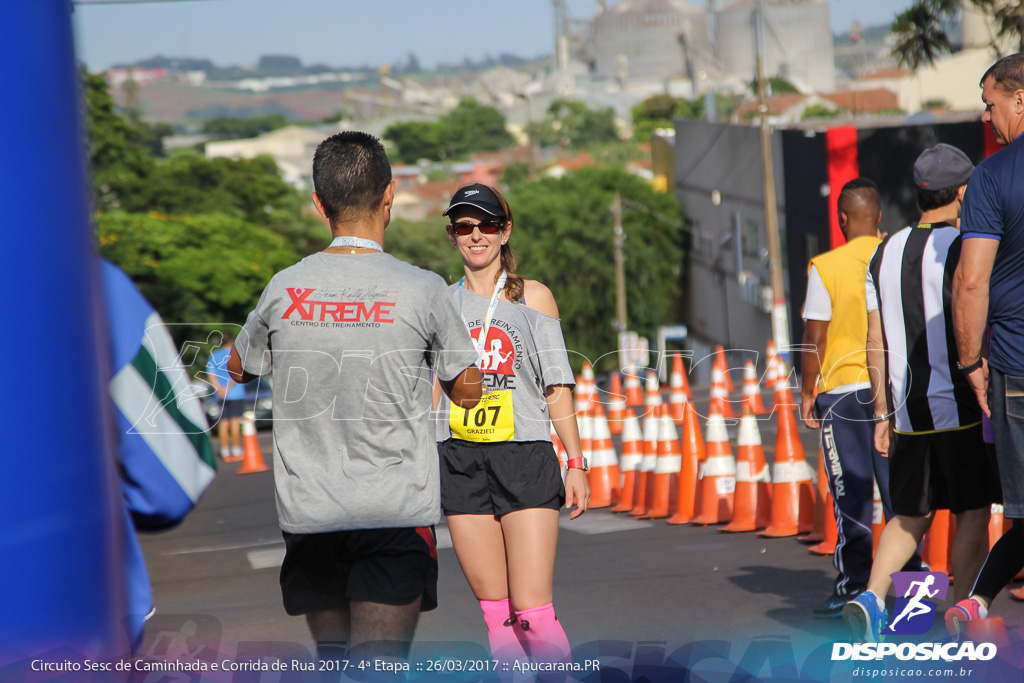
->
[989,367,1024,517]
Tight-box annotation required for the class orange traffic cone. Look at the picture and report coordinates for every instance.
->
[714,344,735,394]
[871,480,885,555]
[550,421,567,472]
[741,360,767,415]
[765,340,778,389]
[640,406,681,519]
[965,616,1011,651]
[771,360,798,412]
[623,369,644,408]
[669,357,691,425]
[989,503,1005,549]
[587,402,620,508]
[606,372,626,435]
[708,366,734,418]
[759,403,814,537]
[612,409,643,513]
[642,369,662,419]
[631,399,661,517]
[809,492,838,556]
[577,404,593,462]
[691,409,736,525]
[581,362,596,410]
[923,509,953,576]
[574,374,587,413]
[722,409,772,532]
[238,411,270,474]
[800,449,828,544]
[668,399,704,525]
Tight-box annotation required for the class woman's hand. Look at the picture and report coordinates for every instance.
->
[565,469,590,520]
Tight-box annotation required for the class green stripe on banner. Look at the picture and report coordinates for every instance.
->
[131,347,218,471]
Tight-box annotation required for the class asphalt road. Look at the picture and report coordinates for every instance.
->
[136,387,1024,679]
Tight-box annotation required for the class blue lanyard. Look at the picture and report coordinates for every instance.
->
[459,271,507,361]
[329,235,383,251]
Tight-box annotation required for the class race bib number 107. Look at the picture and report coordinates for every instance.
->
[450,390,515,442]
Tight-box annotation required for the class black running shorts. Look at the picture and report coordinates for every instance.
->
[438,439,565,516]
[279,526,438,615]
[889,424,1002,516]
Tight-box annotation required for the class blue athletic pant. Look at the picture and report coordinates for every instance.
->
[815,388,924,596]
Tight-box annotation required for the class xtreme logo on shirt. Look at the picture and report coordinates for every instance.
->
[283,288,396,325]
[469,322,522,391]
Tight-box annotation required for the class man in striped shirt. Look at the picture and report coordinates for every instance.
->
[843,144,1000,643]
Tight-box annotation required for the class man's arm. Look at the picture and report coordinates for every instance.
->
[439,366,484,409]
[227,346,260,385]
[800,320,828,429]
[866,310,892,456]
[953,238,998,416]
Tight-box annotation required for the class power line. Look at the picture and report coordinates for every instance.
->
[73,0,228,5]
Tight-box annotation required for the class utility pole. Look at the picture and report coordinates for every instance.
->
[756,53,790,359]
[612,192,627,334]
[755,0,790,360]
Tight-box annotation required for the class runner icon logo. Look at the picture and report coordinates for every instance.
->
[884,571,949,636]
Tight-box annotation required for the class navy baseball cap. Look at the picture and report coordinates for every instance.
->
[914,144,974,191]
[442,184,506,218]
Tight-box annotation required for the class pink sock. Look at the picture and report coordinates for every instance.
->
[480,599,528,663]
[514,603,572,664]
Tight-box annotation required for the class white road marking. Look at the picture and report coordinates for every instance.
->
[434,526,453,550]
[238,530,454,570]
[164,538,284,556]
[560,512,654,535]
[248,546,286,569]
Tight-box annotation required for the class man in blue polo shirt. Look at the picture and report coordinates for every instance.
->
[949,52,1024,638]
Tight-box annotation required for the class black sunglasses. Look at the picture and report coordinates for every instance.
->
[449,219,506,236]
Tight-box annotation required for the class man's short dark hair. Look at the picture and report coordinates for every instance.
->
[916,186,960,213]
[981,54,1024,93]
[838,177,880,221]
[312,132,392,223]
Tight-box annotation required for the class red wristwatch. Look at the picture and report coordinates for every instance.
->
[566,457,589,471]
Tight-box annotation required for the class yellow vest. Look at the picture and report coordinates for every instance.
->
[808,235,880,393]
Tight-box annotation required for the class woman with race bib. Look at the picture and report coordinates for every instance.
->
[434,183,589,666]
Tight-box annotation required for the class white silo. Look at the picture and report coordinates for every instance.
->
[592,0,712,84]
[716,0,834,93]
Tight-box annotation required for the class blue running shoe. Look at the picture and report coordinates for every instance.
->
[843,592,888,643]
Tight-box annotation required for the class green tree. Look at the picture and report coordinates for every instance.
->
[385,217,464,279]
[115,151,304,227]
[632,93,737,140]
[528,100,620,150]
[801,103,842,120]
[84,71,154,210]
[506,166,687,371]
[201,114,290,140]
[384,99,515,162]
[382,120,442,164]
[631,94,680,141]
[891,0,1024,68]
[97,212,299,343]
[436,97,515,158]
[891,0,955,70]
[748,77,799,96]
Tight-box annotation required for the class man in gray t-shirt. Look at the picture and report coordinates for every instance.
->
[229,132,481,664]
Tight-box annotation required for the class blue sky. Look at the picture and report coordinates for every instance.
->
[73,0,917,72]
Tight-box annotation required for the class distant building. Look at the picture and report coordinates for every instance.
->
[590,0,712,90]
[106,67,166,87]
[205,125,332,191]
[716,0,835,93]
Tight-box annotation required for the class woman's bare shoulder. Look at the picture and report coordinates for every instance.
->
[522,279,559,318]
